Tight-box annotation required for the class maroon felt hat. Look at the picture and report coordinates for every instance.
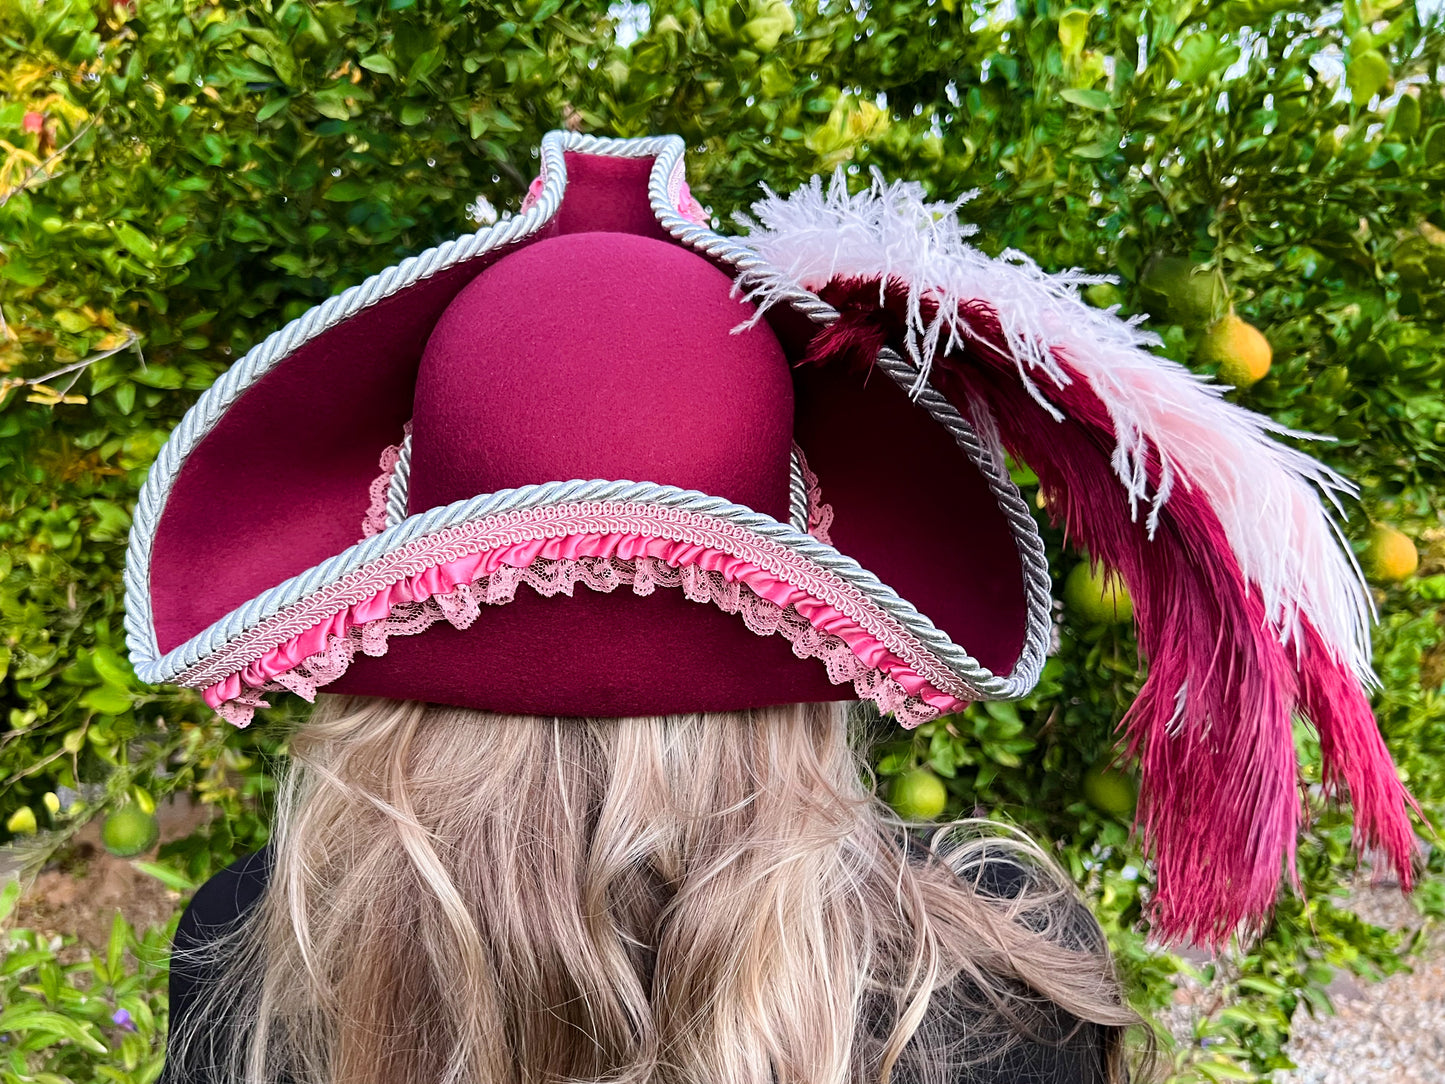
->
[126,131,1417,944]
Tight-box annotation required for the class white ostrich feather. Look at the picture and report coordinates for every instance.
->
[734,169,1375,682]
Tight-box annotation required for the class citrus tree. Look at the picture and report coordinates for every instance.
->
[2,0,1443,1078]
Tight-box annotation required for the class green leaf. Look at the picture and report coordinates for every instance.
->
[1196,1061,1261,1082]
[324,179,372,201]
[106,911,128,984]
[1388,92,1420,139]
[359,54,396,76]
[54,309,93,333]
[1,256,46,286]
[1347,49,1391,106]
[1058,9,1091,59]
[0,1008,108,1054]
[313,92,353,121]
[80,685,134,715]
[1424,125,1445,166]
[1059,88,1111,111]
[112,222,157,263]
[255,95,290,122]
[91,645,134,689]
[1176,33,1237,83]
[133,861,199,894]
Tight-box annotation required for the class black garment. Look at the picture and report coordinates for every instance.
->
[162,847,1114,1084]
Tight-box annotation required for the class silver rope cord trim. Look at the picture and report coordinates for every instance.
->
[385,431,413,530]
[871,348,1052,689]
[141,476,1029,702]
[787,445,808,532]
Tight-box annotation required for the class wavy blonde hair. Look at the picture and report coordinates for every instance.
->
[170,696,1141,1084]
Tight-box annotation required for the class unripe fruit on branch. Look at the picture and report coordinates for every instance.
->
[1199,310,1272,389]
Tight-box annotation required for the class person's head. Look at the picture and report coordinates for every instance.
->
[172,696,1138,1084]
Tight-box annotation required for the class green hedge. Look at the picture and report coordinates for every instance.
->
[2,0,1443,1079]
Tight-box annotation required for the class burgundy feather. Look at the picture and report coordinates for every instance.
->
[810,277,1416,946]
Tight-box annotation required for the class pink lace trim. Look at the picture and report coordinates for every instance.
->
[361,424,410,538]
[795,447,835,546]
[666,158,710,225]
[520,172,546,213]
[211,551,952,729]
[184,501,976,728]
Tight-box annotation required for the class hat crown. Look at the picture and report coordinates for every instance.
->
[408,230,795,521]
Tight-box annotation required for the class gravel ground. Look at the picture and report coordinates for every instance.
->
[1161,883,1444,1083]
[1274,886,1445,1084]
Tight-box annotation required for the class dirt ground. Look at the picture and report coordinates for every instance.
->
[4,795,207,954]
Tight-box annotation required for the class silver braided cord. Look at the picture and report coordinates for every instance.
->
[871,348,1052,690]
[145,476,1024,701]
[647,140,840,325]
[385,432,413,530]
[787,446,809,532]
[127,130,1051,707]
[557,131,680,158]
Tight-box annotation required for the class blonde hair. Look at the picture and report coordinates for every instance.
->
[170,697,1141,1083]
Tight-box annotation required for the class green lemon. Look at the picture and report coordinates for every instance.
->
[1084,282,1124,309]
[1062,561,1134,625]
[1082,765,1137,818]
[888,768,949,821]
[1139,256,1225,328]
[101,806,160,857]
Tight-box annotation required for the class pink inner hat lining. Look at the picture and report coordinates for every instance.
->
[189,503,976,728]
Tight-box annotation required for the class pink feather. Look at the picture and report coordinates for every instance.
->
[804,278,1416,946]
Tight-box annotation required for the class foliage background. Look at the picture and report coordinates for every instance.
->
[1,0,1443,1078]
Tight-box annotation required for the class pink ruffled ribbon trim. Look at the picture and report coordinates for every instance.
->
[202,532,968,727]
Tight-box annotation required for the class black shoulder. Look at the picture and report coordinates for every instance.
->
[174,845,273,946]
[938,841,1110,957]
[161,847,274,1084]
[892,956,1117,1084]
[893,837,1120,1083]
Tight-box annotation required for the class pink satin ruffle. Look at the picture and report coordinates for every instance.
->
[202,531,968,717]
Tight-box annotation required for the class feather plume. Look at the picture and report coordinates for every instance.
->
[735,171,1418,945]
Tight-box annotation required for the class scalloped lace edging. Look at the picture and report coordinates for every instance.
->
[796,447,834,546]
[215,553,942,728]
[361,422,411,538]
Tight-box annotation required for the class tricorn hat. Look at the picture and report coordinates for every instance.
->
[125,131,1416,944]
